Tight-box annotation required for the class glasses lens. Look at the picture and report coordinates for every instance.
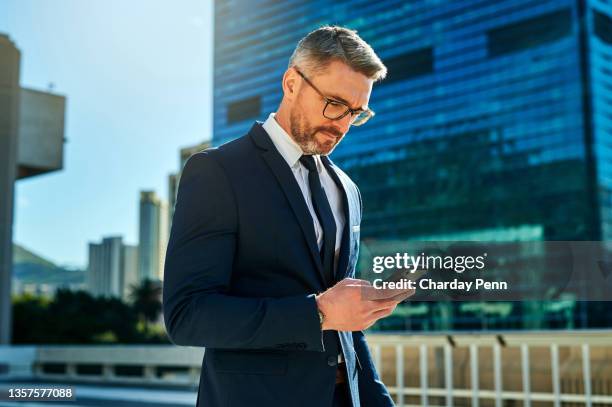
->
[351,110,373,126]
[323,101,350,119]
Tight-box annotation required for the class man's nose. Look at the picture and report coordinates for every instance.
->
[334,114,352,134]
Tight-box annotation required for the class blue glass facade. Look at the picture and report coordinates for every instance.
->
[590,5,612,242]
[213,0,612,330]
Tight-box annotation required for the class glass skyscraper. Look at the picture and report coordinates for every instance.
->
[212,0,612,330]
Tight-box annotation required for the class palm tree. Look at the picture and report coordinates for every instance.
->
[129,278,162,337]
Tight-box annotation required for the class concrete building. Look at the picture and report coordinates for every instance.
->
[87,237,123,299]
[87,236,138,302]
[122,244,138,301]
[138,191,168,282]
[0,33,66,344]
[168,141,210,225]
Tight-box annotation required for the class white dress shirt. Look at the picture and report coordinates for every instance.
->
[262,112,346,274]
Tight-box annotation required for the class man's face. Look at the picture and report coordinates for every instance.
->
[289,60,373,155]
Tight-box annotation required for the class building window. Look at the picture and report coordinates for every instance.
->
[486,9,572,57]
[227,95,261,124]
[383,47,433,84]
[594,9,612,45]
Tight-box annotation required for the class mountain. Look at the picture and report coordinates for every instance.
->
[13,243,56,268]
[12,243,85,285]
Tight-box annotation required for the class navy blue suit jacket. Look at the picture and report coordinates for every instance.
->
[163,122,394,407]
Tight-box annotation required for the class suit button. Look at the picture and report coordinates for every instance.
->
[327,355,337,367]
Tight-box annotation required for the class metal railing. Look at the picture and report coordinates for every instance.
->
[0,331,611,406]
[367,331,612,406]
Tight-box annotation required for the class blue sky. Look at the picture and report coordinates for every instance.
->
[0,0,213,267]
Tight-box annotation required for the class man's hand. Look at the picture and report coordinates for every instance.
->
[315,278,415,331]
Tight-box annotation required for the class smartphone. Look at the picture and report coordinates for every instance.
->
[383,268,428,283]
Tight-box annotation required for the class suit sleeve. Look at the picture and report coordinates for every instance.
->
[163,151,324,351]
[353,330,395,406]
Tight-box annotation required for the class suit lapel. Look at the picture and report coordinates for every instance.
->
[321,155,351,282]
[249,123,327,286]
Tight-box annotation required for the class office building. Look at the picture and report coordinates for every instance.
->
[212,0,612,330]
[87,236,138,302]
[138,191,168,282]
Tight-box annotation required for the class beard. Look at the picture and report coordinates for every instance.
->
[289,105,344,155]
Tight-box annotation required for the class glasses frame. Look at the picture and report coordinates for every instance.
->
[294,68,374,126]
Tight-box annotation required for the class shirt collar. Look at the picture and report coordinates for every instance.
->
[262,112,324,174]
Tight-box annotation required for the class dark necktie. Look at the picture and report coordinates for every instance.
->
[299,155,336,284]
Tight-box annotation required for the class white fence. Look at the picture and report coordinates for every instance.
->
[367,331,612,406]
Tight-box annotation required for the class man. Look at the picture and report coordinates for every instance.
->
[163,26,413,407]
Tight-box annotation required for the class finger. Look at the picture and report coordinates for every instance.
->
[359,285,408,300]
[344,282,374,291]
[369,305,396,321]
[339,278,371,286]
[364,299,397,313]
[383,288,416,302]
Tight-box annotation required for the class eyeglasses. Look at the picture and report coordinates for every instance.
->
[294,68,374,126]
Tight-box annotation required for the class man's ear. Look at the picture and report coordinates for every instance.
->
[282,68,299,101]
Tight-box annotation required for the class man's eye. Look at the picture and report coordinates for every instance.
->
[329,100,344,107]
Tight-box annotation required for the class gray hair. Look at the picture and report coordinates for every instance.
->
[288,25,387,82]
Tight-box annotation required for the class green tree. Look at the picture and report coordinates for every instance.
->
[129,278,162,337]
[12,289,143,344]
[12,293,50,343]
